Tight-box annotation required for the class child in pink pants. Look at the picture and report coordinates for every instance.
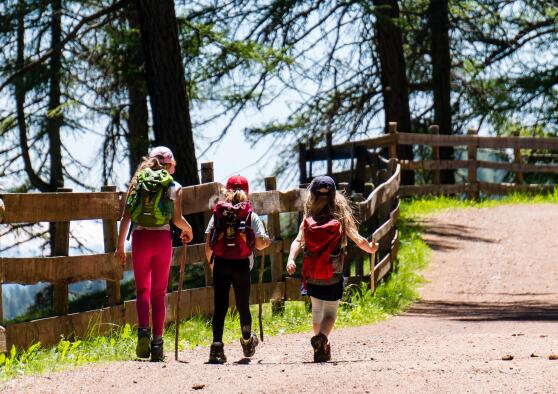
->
[116,147,192,361]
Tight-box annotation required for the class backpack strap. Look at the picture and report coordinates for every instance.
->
[126,223,134,241]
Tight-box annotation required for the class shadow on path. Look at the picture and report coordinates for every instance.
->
[417,221,500,252]
[408,300,558,322]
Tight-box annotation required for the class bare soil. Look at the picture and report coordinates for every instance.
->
[4,204,558,393]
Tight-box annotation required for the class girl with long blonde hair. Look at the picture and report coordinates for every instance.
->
[287,176,378,362]
[116,146,193,361]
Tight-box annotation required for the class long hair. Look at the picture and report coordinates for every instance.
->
[224,189,248,205]
[303,187,359,239]
[128,156,165,193]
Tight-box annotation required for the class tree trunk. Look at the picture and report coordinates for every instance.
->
[16,0,50,192]
[373,0,414,185]
[46,0,64,191]
[135,0,203,243]
[134,0,199,187]
[47,0,66,255]
[429,0,454,184]
[125,7,149,177]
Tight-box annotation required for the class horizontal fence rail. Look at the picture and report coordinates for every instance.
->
[299,122,558,199]
[0,159,400,351]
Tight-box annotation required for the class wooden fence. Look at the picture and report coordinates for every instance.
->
[299,122,558,198]
[0,159,400,352]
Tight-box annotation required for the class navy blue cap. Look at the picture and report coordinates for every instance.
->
[310,176,336,197]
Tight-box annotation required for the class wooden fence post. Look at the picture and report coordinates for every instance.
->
[326,132,333,176]
[201,162,214,286]
[353,145,367,194]
[0,197,3,325]
[298,143,308,185]
[364,182,375,197]
[265,177,285,315]
[377,169,390,283]
[429,125,441,185]
[352,192,364,280]
[512,131,524,184]
[53,187,72,315]
[0,196,4,223]
[0,325,5,354]
[388,122,398,159]
[101,185,121,306]
[467,128,479,200]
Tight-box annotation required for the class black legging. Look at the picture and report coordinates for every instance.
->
[212,257,252,343]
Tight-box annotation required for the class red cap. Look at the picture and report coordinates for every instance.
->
[226,175,249,194]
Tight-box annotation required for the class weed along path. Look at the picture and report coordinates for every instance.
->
[4,204,558,393]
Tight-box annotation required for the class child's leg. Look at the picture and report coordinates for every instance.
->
[149,230,173,338]
[310,296,324,335]
[132,230,153,329]
[231,259,252,339]
[212,260,233,343]
[318,300,340,336]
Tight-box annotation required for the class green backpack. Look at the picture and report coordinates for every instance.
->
[127,168,174,227]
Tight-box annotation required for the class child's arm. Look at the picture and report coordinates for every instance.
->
[286,222,304,275]
[172,188,193,243]
[346,227,379,254]
[253,213,272,250]
[204,234,212,265]
[115,194,131,267]
[255,236,272,250]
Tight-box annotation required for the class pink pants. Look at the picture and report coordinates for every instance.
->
[131,229,172,337]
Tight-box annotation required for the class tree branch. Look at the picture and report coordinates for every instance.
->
[0,0,130,94]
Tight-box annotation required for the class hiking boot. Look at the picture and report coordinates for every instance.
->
[208,342,227,364]
[136,327,151,359]
[240,332,259,357]
[322,341,331,362]
[311,332,331,363]
[150,339,164,362]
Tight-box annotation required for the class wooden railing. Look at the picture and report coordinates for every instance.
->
[300,122,558,198]
[0,159,400,351]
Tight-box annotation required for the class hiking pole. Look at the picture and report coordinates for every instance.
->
[258,248,266,341]
[175,243,187,361]
[369,236,378,293]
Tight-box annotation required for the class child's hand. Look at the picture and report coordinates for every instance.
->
[115,245,127,267]
[286,259,296,275]
[180,229,193,244]
[369,239,379,253]
[265,236,272,248]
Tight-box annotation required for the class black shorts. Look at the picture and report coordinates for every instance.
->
[306,278,344,301]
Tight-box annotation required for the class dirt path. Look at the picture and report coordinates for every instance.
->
[4,204,558,393]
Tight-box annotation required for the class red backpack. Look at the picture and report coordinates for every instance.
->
[210,201,256,259]
[302,216,345,285]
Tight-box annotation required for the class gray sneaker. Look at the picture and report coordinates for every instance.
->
[240,332,259,357]
[136,328,151,359]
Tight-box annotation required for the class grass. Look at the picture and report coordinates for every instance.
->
[401,190,558,218]
[4,191,553,382]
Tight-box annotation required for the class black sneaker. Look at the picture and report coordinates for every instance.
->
[208,342,227,364]
[150,339,164,362]
[310,332,330,363]
[240,332,259,357]
[136,328,151,359]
